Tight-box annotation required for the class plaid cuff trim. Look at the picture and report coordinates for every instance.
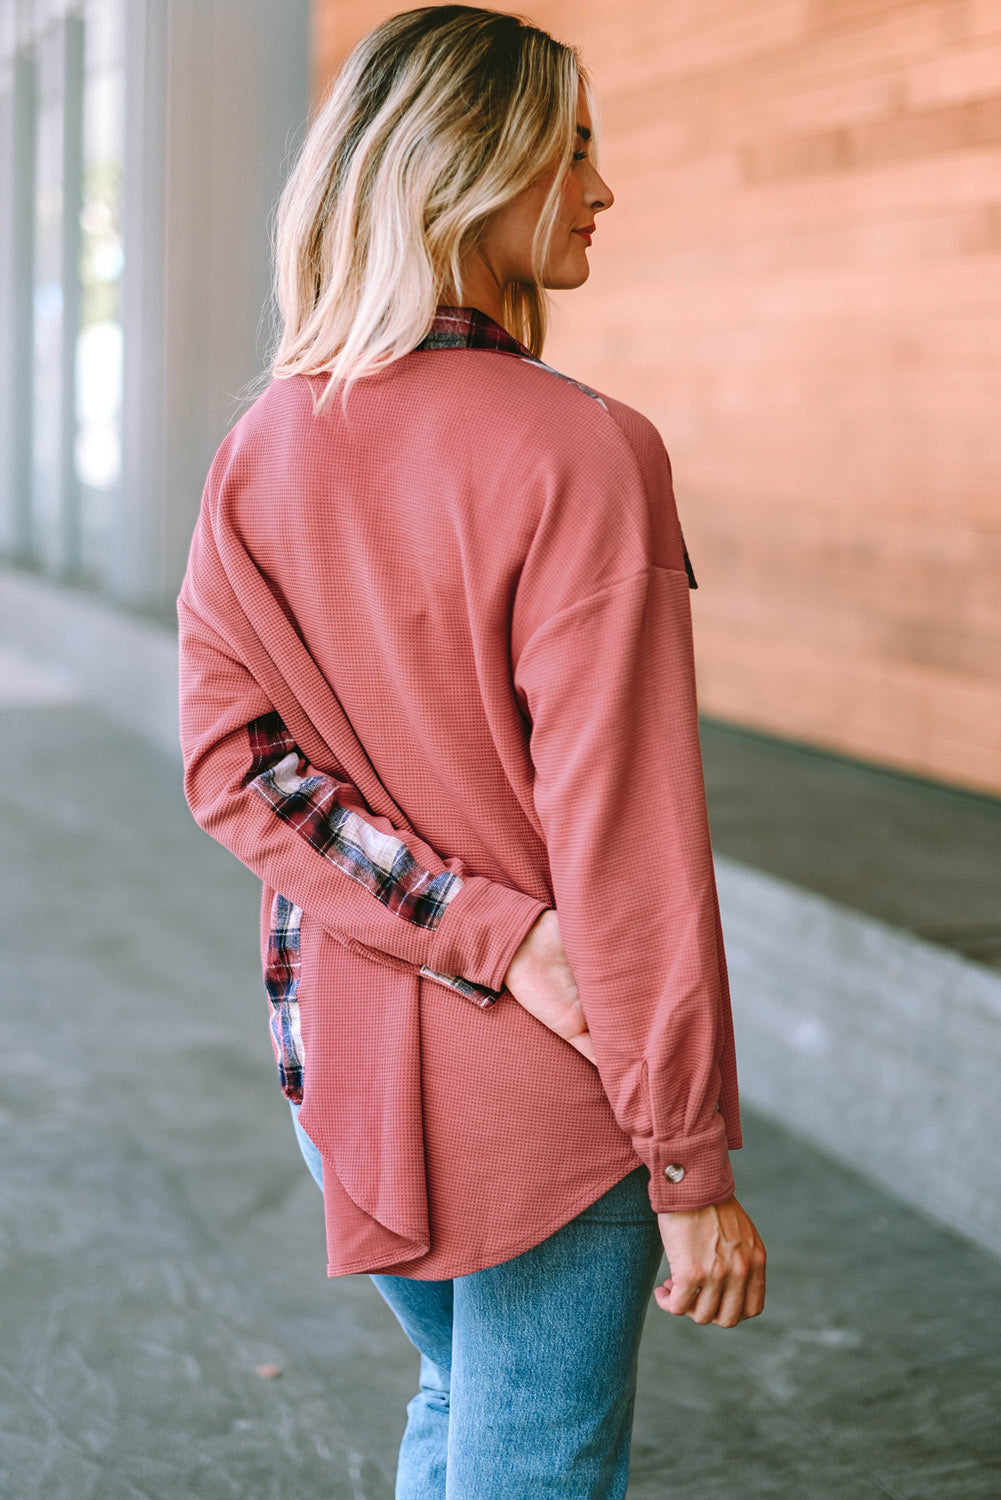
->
[418,966,502,1008]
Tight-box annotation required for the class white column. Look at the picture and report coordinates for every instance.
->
[117,0,310,611]
[0,47,36,558]
[28,11,85,578]
[56,9,84,575]
[116,0,166,605]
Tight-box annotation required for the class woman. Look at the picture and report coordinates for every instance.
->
[177,6,765,1495]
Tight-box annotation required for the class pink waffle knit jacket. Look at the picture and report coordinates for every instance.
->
[177,307,742,1280]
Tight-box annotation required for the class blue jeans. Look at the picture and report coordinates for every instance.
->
[290,1103,665,1499]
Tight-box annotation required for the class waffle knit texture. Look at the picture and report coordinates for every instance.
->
[177,309,742,1279]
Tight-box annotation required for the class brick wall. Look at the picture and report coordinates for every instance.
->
[312,1,1001,797]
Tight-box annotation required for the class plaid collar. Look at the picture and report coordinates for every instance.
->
[416,305,531,355]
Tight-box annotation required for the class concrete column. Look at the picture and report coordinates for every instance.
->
[0,51,37,560]
[27,12,86,579]
[56,10,84,577]
[117,0,166,606]
[117,0,310,612]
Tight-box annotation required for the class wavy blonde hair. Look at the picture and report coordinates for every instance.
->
[271,5,591,413]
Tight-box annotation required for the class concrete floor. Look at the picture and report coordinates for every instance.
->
[2,696,1001,1499]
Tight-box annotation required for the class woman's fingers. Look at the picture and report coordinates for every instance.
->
[567,1030,597,1065]
[655,1197,767,1328]
[654,1274,715,1319]
[654,1268,758,1327]
[740,1247,767,1321]
[710,1272,752,1328]
[502,932,596,1062]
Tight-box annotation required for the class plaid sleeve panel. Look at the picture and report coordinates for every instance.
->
[247,714,462,928]
[247,711,502,1099]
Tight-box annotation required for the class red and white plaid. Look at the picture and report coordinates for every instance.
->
[246,708,504,1102]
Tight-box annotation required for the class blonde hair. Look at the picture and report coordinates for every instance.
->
[270,5,591,413]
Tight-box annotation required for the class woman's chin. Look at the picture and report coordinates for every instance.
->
[545,261,591,291]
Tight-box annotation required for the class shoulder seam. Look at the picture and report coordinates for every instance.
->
[512,352,609,411]
[426,343,611,414]
[516,564,690,674]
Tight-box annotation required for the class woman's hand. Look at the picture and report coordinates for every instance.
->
[501,909,595,1063]
[654,1196,766,1327]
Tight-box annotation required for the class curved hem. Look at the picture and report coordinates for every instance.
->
[325,1154,647,1280]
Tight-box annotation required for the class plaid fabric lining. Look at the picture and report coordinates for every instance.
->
[417,307,698,589]
[247,711,502,1096]
[265,892,305,1103]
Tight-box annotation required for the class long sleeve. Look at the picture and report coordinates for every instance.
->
[511,408,740,1214]
[177,594,549,1004]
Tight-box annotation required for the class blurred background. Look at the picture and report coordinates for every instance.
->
[5,0,1000,790]
[1,2,1000,1496]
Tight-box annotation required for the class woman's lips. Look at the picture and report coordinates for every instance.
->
[573,228,593,245]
